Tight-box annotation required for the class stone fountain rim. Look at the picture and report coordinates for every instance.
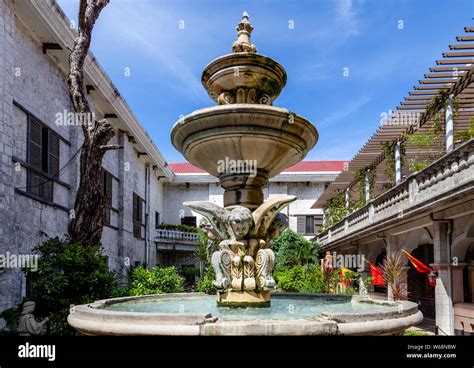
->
[67,292,423,335]
[171,103,318,140]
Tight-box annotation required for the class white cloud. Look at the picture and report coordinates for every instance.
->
[318,95,372,127]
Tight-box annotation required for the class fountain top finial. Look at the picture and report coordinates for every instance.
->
[232,11,257,53]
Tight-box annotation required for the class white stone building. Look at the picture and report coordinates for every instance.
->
[0,0,341,314]
[157,161,343,267]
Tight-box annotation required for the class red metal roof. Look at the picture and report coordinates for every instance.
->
[169,161,347,174]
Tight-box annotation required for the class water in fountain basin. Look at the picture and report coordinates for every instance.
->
[104,295,394,320]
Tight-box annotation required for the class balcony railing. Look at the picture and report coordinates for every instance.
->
[317,139,474,247]
[155,229,200,243]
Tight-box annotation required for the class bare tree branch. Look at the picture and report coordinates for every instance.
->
[67,0,114,246]
[100,144,122,151]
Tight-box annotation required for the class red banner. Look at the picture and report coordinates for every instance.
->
[402,249,432,273]
[365,260,384,286]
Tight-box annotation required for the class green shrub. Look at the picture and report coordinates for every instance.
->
[24,237,116,335]
[109,286,132,298]
[127,266,184,296]
[271,230,321,267]
[274,264,324,293]
[196,267,216,295]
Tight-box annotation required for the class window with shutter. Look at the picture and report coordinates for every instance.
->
[28,117,42,169]
[296,215,305,234]
[313,215,323,234]
[100,169,113,225]
[26,116,55,201]
[305,216,315,235]
[48,130,60,177]
[133,192,145,238]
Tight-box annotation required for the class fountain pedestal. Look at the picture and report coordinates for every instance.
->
[171,12,318,307]
[217,290,271,308]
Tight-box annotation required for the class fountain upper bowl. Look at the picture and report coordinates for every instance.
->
[202,53,287,104]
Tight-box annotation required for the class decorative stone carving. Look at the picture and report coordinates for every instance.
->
[18,301,48,336]
[217,88,270,105]
[184,195,295,306]
[217,92,234,105]
[232,12,257,53]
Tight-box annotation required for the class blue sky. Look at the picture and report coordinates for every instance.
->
[57,0,473,162]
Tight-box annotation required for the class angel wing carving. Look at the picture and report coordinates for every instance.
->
[182,201,231,240]
[249,195,296,238]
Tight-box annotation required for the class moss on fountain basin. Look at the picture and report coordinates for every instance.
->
[67,292,423,336]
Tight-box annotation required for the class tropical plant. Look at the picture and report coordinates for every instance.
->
[381,251,407,301]
[24,237,116,335]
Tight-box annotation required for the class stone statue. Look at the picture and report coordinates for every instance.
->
[184,195,295,306]
[18,301,48,336]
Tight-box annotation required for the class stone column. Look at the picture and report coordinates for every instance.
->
[395,141,401,185]
[445,95,454,153]
[365,170,370,204]
[451,264,467,304]
[469,263,474,303]
[345,188,350,209]
[432,221,454,335]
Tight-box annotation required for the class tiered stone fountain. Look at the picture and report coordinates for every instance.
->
[67,13,423,335]
[171,12,318,307]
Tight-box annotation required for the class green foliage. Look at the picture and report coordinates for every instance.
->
[271,230,321,267]
[156,223,198,233]
[404,330,430,336]
[406,132,436,146]
[274,264,325,293]
[25,237,116,335]
[353,168,375,206]
[109,286,132,298]
[126,266,185,296]
[196,267,216,295]
[194,229,210,279]
[381,140,405,190]
[408,159,428,172]
[455,118,474,143]
[324,192,353,227]
[0,305,22,332]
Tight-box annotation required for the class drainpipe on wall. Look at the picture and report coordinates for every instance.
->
[144,166,151,267]
[430,213,453,335]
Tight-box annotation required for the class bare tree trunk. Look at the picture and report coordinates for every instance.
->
[67,0,120,245]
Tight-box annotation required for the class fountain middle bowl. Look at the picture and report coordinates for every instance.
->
[171,104,318,178]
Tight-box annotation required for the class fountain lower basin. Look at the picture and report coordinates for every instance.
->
[67,293,423,336]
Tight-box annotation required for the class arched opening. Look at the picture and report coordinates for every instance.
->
[407,244,434,319]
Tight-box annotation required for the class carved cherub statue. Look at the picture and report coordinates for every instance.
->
[184,195,295,293]
[18,301,48,336]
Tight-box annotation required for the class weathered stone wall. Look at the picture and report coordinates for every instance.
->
[0,0,165,314]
